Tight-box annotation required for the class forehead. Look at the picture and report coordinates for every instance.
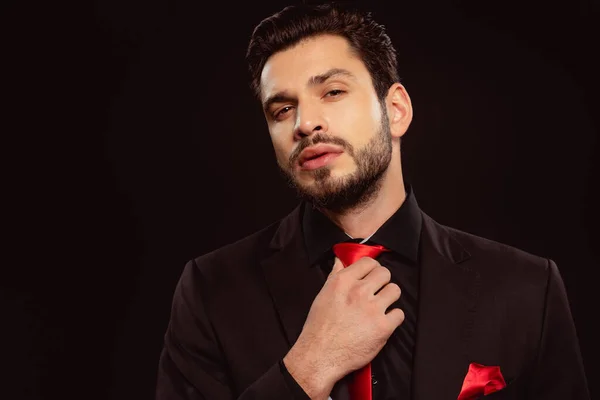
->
[259,34,369,100]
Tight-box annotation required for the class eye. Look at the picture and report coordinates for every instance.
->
[274,106,294,120]
[326,89,345,97]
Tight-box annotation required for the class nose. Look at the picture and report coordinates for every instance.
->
[293,102,328,140]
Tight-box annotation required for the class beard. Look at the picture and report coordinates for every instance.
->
[277,106,393,215]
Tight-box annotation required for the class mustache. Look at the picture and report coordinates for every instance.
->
[289,133,353,166]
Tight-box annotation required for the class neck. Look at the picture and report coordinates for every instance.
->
[318,158,406,239]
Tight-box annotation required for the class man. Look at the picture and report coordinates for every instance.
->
[156,3,589,399]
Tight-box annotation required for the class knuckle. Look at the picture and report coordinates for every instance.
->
[348,284,364,302]
[395,308,406,324]
[364,257,380,268]
[328,274,344,289]
[356,283,370,298]
[389,282,401,296]
[380,266,392,281]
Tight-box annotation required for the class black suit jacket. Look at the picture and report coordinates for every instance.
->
[156,203,589,399]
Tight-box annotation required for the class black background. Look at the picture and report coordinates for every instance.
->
[3,0,598,399]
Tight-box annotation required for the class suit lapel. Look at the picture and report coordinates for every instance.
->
[412,212,480,400]
[260,203,325,347]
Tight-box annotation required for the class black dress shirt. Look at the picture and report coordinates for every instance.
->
[280,183,423,399]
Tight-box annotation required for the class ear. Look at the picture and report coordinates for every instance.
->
[386,82,413,139]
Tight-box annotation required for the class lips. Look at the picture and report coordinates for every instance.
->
[299,152,343,170]
[298,144,344,167]
[304,152,328,162]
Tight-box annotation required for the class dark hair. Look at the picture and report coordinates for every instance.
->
[246,2,400,101]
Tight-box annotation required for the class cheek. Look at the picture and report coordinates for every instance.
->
[333,104,380,146]
[269,133,293,164]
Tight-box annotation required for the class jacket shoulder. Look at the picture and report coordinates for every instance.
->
[449,224,546,264]
[434,218,553,284]
[192,218,282,274]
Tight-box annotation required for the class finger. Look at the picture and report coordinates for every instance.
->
[363,266,392,295]
[375,282,401,307]
[342,257,379,280]
[384,307,405,329]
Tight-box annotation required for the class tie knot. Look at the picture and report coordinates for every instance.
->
[332,242,389,267]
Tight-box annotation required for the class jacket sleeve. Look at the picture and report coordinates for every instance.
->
[525,258,590,399]
[155,259,308,400]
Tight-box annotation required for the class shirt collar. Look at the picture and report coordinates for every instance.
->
[302,182,423,266]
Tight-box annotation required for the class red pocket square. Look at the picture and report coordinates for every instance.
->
[457,363,507,400]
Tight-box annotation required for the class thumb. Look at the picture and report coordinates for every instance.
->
[330,257,345,276]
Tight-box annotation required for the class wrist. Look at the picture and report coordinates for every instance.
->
[283,343,337,400]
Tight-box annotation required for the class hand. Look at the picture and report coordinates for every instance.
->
[283,256,404,399]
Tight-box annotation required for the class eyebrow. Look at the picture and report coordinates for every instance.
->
[308,68,356,87]
[262,68,356,113]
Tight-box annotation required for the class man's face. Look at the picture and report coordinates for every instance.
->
[259,34,393,214]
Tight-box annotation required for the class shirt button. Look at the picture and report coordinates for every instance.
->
[371,373,378,385]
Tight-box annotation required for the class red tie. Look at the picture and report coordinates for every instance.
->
[332,242,390,400]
